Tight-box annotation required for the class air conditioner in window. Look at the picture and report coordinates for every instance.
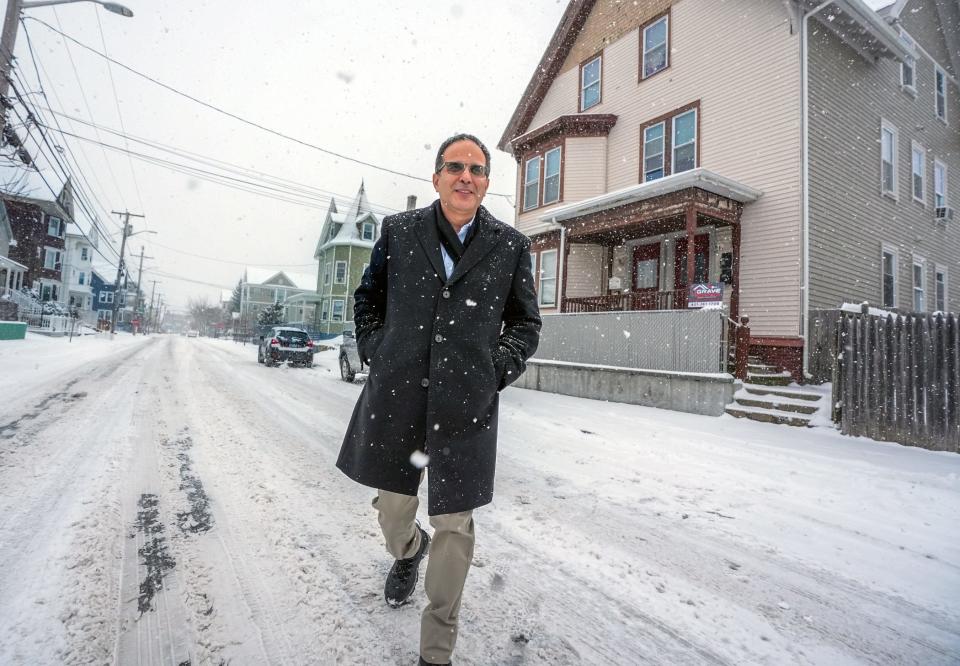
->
[935,206,954,221]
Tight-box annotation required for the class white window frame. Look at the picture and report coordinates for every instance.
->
[43,246,62,270]
[529,251,537,277]
[899,30,916,95]
[642,15,669,80]
[331,298,345,322]
[320,299,329,322]
[78,272,85,286]
[881,245,898,309]
[323,261,332,286]
[671,108,697,175]
[80,247,88,261]
[334,260,347,284]
[522,156,540,211]
[935,264,947,313]
[580,54,602,112]
[46,216,62,237]
[934,159,948,212]
[361,222,375,241]
[538,249,558,307]
[643,121,666,182]
[911,141,925,204]
[912,256,926,312]
[880,120,898,199]
[542,146,562,205]
[934,65,947,124]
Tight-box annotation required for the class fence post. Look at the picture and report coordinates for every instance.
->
[734,315,750,381]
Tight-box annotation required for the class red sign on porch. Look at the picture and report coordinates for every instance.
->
[687,283,724,309]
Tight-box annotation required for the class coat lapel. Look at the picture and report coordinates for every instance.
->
[447,206,503,286]
[413,205,447,283]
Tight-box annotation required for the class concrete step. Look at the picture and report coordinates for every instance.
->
[746,373,793,386]
[742,385,823,402]
[725,406,812,427]
[734,397,819,415]
[747,362,781,373]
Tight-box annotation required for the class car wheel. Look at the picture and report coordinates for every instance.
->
[340,355,356,382]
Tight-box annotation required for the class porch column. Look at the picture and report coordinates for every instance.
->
[730,223,742,321]
[685,205,697,286]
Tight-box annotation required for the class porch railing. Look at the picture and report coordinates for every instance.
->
[563,289,688,313]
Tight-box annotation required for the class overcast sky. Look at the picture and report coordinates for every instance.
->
[2,0,892,310]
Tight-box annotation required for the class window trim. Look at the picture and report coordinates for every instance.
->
[881,245,898,309]
[331,298,345,322]
[640,11,670,82]
[579,52,603,112]
[320,299,329,322]
[361,222,375,241]
[542,145,563,205]
[642,121,666,182]
[323,261,332,286]
[521,140,564,212]
[934,65,947,124]
[899,30,916,95]
[43,246,62,271]
[934,159,948,212]
[911,141,925,205]
[334,260,348,285]
[671,107,698,175]
[935,264,947,313]
[880,119,898,199]
[638,100,700,183]
[46,216,63,238]
[522,155,540,211]
[912,255,926,312]
[537,248,558,307]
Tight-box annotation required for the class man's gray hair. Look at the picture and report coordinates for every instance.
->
[434,133,491,176]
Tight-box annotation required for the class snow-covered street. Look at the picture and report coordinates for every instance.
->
[0,333,958,665]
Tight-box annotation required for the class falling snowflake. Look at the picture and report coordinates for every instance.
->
[410,450,430,469]
[465,299,478,307]
[623,331,631,339]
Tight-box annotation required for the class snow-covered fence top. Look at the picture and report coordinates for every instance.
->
[534,308,727,374]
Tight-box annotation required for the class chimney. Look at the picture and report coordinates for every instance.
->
[406,195,417,211]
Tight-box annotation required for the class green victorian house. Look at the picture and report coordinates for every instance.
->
[310,183,383,335]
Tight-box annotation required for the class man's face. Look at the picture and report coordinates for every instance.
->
[432,140,489,221]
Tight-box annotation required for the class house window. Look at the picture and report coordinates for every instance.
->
[523,156,540,211]
[538,249,557,307]
[934,160,947,212]
[43,247,62,270]
[672,109,697,174]
[323,261,332,285]
[935,265,947,312]
[643,122,665,181]
[331,299,345,322]
[580,54,601,111]
[912,257,925,311]
[882,247,897,308]
[81,247,88,260]
[334,261,347,284]
[642,14,669,80]
[529,251,537,277]
[899,31,915,94]
[935,66,947,123]
[78,272,85,285]
[543,147,562,205]
[329,222,342,240]
[361,222,375,241]
[320,299,329,321]
[880,121,897,197]
[911,142,925,203]
[46,216,63,237]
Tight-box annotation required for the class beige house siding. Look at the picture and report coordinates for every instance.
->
[515,0,803,338]
[899,0,956,79]
[807,13,960,315]
[565,244,605,297]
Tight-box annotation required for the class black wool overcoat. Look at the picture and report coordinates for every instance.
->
[336,202,541,515]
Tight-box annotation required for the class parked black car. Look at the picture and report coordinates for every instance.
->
[338,330,366,382]
[258,326,315,367]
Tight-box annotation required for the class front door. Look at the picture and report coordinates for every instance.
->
[632,242,661,310]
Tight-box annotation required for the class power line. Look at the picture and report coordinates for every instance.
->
[143,238,317,268]
[25,16,515,199]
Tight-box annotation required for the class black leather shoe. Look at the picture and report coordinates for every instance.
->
[419,657,450,665]
[385,526,429,608]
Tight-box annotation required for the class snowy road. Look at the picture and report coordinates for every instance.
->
[0,334,958,665]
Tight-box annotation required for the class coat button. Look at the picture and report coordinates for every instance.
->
[421,378,430,387]
[442,290,451,299]
[434,334,443,343]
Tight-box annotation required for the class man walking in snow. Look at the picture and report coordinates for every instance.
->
[337,133,541,665]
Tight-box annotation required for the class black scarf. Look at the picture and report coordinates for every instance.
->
[434,200,475,266]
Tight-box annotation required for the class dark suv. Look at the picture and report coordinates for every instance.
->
[258,326,314,367]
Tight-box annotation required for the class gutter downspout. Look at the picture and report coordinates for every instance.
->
[556,218,565,312]
[801,0,833,382]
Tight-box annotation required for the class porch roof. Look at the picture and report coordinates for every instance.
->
[539,169,763,224]
[0,254,27,271]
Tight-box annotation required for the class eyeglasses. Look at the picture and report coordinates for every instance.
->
[438,161,489,178]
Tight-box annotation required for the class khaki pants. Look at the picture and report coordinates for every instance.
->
[374,485,475,664]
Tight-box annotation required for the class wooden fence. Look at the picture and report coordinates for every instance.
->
[836,305,959,452]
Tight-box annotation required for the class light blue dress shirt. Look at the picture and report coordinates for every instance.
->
[440,217,475,280]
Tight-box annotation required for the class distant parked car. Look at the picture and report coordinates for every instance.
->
[258,326,314,367]
[338,330,366,382]
[186,329,199,338]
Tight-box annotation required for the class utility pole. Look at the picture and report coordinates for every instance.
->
[109,209,144,335]
[132,246,153,333]
[146,279,158,334]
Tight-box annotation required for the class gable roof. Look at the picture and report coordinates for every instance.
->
[314,182,383,257]
[244,267,317,290]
